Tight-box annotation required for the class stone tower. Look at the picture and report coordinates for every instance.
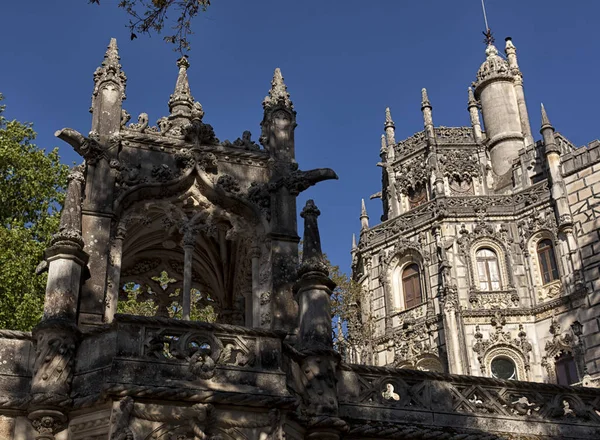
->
[1,38,600,440]
[352,36,600,389]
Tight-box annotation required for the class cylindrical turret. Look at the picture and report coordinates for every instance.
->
[474,44,525,176]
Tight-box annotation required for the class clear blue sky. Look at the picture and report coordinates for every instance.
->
[1,0,598,273]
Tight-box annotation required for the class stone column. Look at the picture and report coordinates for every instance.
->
[505,38,534,147]
[29,166,88,439]
[105,224,126,323]
[250,242,261,328]
[182,231,195,320]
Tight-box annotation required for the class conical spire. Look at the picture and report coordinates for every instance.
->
[421,88,431,109]
[540,103,552,129]
[92,38,126,100]
[384,107,395,129]
[360,198,369,230]
[468,87,477,107]
[168,56,197,121]
[263,68,294,110]
[298,200,328,276]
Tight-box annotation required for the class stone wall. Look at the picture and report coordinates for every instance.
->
[563,141,600,378]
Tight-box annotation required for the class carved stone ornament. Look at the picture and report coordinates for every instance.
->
[434,127,475,144]
[222,130,260,151]
[541,316,585,383]
[395,131,426,157]
[28,410,67,440]
[474,44,511,86]
[393,154,430,194]
[390,319,440,369]
[128,112,149,132]
[472,312,532,380]
[439,148,481,182]
[518,208,558,244]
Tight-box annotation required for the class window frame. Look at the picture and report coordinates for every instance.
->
[401,263,423,310]
[537,238,559,285]
[475,247,502,291]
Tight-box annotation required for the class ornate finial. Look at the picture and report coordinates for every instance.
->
[352,233,357,250]
[540,103,552,128]
[468,87,477,106]
[263,68,294,110]
[299,200,328,276]
[421,88,431,109]
[361,198,368,218]
[92,38,127,99]
[505,37,516,51]
[384,107,395,129]
[168,56,196,122]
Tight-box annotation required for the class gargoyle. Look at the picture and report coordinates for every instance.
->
[55,128,105,163]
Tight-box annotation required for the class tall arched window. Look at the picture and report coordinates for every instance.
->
[537,239,559,285]
[476,248,501,291]
[402,264,422,309]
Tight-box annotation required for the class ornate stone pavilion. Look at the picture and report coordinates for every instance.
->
[0,38,600,439]
[352,36,600,391]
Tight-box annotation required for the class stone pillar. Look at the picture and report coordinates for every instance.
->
[422,89,444,197]
[182,231,195,321]
[294,200,347,439]
[28,166,88,439]
[261,68,300,333]
[467,87,484,144]
[250,243,261,328]
[105,224,126,323]
[505,38,534,147]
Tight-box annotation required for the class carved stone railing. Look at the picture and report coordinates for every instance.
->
[339,363,600,439]
[468,289,520,310]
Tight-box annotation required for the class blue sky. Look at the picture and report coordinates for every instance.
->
[1,0,598,273]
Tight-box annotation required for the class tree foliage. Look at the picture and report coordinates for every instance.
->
[90,0,211,53]
[0,94,69,330]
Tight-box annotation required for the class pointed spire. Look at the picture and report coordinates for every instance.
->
[298,200,328,276]
[468,87,477,107]
[92,38,126,100]
[352,233,357,250]
[263,68,294,111]
[421,88,431,109]
[360,198,369,230]
[168,56,197,122]
[384,107,396,146]
[504,37,520,73]
[384,107,395,129]
[540,103,552,129]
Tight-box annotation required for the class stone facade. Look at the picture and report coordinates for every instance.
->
[0,38,599,440]
[351,36,600,393]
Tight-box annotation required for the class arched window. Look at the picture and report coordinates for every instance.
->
[537,239,559,285]
[476,248,501,291]
[402,264,422,309]
[490,357,517,380]
[555,353,578,385]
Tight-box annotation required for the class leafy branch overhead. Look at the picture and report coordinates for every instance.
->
[89,0,211,53]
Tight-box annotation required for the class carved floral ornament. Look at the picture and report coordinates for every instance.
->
[438,148,481,182]
[472,312,532,381]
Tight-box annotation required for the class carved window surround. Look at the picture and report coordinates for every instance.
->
[525,230,563,303]
[541,317,585,385]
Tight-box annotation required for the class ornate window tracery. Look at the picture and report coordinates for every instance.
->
[475,248,501,291]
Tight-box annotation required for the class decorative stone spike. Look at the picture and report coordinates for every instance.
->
[380,134,387,157]
[421,88,431,109]
[263,68,294,110]
[360,198,369,230]
[384,107,395,129]
[352,233,357,250]
[541,103,552,128]
[468,87,477,106]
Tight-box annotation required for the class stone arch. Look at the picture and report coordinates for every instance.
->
[483,344,529,381]
[106,172,268,325]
